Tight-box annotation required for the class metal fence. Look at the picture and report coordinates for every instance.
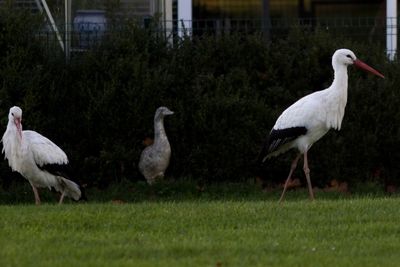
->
[35,17,397,57]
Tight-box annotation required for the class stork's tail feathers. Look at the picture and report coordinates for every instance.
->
[58,177,81,201]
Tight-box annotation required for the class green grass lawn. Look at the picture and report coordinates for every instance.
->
[1,197,400,267]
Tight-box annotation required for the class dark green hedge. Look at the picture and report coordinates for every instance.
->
[0,10,397,190]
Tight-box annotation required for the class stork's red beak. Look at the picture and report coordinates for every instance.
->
[14,118,22,139]
[353,59,385,78]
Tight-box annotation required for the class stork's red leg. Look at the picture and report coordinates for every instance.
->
[303,151,315,201]
[30,183,41,205]
[59,191,65,205]
[279,153,302,203]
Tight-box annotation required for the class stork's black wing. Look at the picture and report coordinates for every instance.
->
[37,163,71,179]
[37,163,88,201]
[257,126,307,163]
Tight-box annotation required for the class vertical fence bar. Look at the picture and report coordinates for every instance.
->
[65,0,71,62]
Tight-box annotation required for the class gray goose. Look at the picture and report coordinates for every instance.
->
[139,107,174,184]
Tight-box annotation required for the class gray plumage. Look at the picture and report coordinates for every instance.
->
[139,107,174,184]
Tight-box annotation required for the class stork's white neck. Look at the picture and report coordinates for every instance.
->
[2,120,23,172]
[325,62,349,130]
[6,120,22,145]
[331,62,349,90]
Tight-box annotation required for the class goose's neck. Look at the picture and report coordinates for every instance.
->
[154,118,167,142]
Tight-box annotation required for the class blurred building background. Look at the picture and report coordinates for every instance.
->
[0,0,387,22]
[0,0,396,59]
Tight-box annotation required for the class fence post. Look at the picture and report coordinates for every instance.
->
[386,0,397,60]
[163,0,173,44]
[177,0,192,37]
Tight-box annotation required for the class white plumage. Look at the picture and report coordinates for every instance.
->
[2,106,81,204]
[258,49,384,202]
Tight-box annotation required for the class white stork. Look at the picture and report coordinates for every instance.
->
[2,106,81,204]
[258,49,384,202]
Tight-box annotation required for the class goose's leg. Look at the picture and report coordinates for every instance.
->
[279,153,302,203]
[30,183,41,205]
[303,151,315,201]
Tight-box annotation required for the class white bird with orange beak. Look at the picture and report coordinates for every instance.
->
[2,106,81,204]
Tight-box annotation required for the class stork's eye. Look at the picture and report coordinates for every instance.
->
[346,54,353,59]
[11,113,14,116]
